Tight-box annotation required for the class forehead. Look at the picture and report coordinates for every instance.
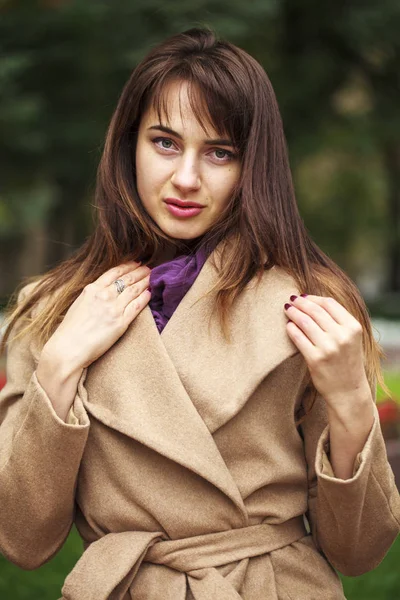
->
[142,79,224,139]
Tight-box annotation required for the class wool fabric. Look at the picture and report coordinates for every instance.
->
[0,240,399,599]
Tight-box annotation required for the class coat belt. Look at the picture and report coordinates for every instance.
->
[61,516,307,600]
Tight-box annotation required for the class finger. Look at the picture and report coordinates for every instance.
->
[96,261,142,287]
[123,288,152,326]
[294,294,358,327]
[117,272,151,308]
[109,265,151,293]
[284,304,327,347]
[286,320,319,362]
[287,295,339,333]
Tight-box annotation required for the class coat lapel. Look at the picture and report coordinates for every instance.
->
[81,244,300,518]
[81,251,247,520]
[161,251,301,433]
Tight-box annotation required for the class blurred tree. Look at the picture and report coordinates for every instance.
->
[0,0,399,299]
[0,0,276,296]
[250,0,400,291]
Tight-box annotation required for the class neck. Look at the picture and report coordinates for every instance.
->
[150,247,177,268]
[150,235,206,267]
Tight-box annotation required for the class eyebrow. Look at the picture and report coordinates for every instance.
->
[147,125,234,147]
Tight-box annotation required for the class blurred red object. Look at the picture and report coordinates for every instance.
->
[378,399,400,423]
[378,398,400,440]
[0,372,6,391]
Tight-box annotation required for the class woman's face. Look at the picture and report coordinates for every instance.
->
[135,80,241,240]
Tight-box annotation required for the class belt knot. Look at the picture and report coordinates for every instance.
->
[144,516,307,572]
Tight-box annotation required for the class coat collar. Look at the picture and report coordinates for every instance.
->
[81,243,300,520]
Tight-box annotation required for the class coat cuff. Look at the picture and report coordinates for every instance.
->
[31,370,90,428]
[315,403,380,483]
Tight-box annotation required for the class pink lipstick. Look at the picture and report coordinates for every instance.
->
[164,198,204,218]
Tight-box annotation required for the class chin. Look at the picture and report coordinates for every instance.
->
[159,220,208,241]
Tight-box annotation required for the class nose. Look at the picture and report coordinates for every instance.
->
[170,153,201,193]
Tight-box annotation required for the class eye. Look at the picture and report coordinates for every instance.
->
[211,148,236,162]
[153,137,176,151]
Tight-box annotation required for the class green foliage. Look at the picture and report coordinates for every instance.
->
[0,527,82,600]
[377,372,400,402]
[341,535,400,600]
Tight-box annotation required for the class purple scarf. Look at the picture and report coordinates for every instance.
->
[148,245,210,334]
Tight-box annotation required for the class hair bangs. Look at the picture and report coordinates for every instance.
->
[145,62,252,157]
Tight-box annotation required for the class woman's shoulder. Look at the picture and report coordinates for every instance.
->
[230,265,302,332]
[16,278,55,319]
[10,276,65,333]
[17,279,42,304]
[251,265,301,300]
[17,276,68,307]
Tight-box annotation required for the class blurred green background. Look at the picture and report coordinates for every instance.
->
[0,1,399,598]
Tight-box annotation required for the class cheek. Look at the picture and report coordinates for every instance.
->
[211,168,240,204]
[136,148,170,199]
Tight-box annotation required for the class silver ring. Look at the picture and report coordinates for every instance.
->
[114,278,126,294]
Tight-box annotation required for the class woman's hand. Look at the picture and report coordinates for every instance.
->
[284,294,376,479]
[41,261,151,372]
[36,260,151,422]
[283,294,373,412]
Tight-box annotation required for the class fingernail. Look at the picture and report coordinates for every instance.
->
[289,295,298,302]
[147,286,152,293]
[284,303,291,310]
[300,293,308,298]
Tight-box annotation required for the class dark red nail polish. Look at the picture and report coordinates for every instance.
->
[290,295,297,302]
[147,286,152,293]
[300,293,308,298]
[284,303,291,310]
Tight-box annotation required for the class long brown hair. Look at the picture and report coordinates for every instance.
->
[1,27,387,406]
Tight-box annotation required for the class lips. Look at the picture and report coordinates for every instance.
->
[164,198,204,208]
[164,199,204,219]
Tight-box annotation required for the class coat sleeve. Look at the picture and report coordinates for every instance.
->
[0,287,90,570]
[299,384,400,577]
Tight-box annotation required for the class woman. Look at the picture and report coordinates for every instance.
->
[0,27,399,600]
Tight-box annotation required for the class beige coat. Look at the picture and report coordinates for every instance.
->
[0,247,399,600]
